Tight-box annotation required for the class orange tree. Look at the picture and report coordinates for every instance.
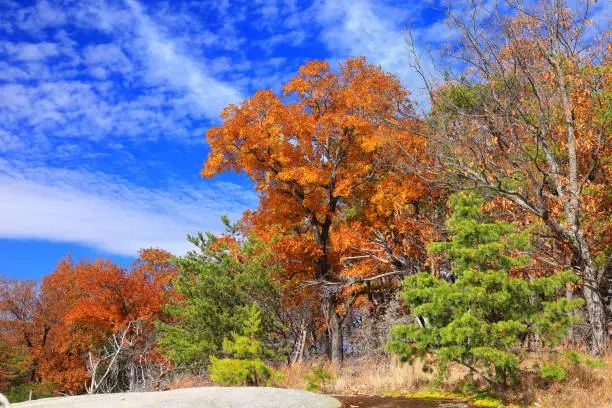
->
[40,249,177,392]
[0,249,177,394]
[203,57,428,361]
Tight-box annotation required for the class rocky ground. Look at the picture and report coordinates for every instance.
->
[10,387,341,408]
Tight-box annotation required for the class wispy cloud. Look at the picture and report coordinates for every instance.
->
[0,0,452,259]
[314,0,440,105]
[0,41,60,61]
[125,0,244,118]
[316,0,414,76]
[0,129,23,152]
[0,160,257,256]
[0,0,246,158]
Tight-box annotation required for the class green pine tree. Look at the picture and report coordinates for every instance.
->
[208,304,278,386]
[387,192,584,390]
[429,191,531,276]
[156,223,282,370]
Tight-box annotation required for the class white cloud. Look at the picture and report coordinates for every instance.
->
[314,0,434,102]
[0,0,248,154]
[256,30,309,53]
[0,129,24,152]
[15,0,67,33]
[0,76,209,146]
[88,66,108,79]
[0,160,258,256]
[316,0,413,77]
[314,0,449,109]
[125,0,244,119]
[83,43,133,76]
[0,41,60,61]
[0,62,28,81]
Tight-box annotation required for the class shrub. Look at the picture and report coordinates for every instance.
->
[1,383,54,403]
[562,350,583,367]
[208,304,278,386]
[209,357,276,386]
[539,363,567,382]
[537,351,606,384]
[585,358,606,368]
[303,366,334,393]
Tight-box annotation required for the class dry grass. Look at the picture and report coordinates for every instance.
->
[165,372,210,390]
[164,349,611,407]
[280,351,611,407]
[279,356,467,395]
[531,352,612,408]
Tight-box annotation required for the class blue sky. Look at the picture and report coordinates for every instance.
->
[0,0,450,279]
[2,0,606,280]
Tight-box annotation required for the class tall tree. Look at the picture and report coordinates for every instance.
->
[388,191,584,390]
[203,57,424,361]
[404,0,611,354]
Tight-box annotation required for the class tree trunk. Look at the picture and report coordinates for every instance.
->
[291,320,307,365]
[129,362,136,391]
[583,264,608,356]
[329,308,343,363]
[546,220,609,355]
[602,260,612,326]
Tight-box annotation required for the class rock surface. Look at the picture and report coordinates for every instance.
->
[11,387,341,408]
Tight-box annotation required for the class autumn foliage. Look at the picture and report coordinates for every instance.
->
[0,1,610,403]
[0,249,177,394]
[203,57,433,361]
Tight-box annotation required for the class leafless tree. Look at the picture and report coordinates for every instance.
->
[86,320,172,394]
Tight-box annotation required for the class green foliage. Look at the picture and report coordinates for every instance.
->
[303,366,334,393]
[387,270,581,387]
[539,363,567,382]
[0,342,32,387]
[470,397,506,408]
[429,191,531,276]
[438,83,487,115]
[157,223,282,369]
[585,358,606,368]
[536,351,606,383]
[562,350,583,367]
[209,357,276,386]
[208,304,278,386]
[385,391,505,407]
[387,192,583,389]
[1,383,55,403]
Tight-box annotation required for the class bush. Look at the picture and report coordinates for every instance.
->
[303,367,334,393]
[537,351,606,384]
[539,363,567,382]
[209,357,276,386]
[585,358,606,368]
[562,350,583,367]
[208,304,278,386]
[1,383,54,403]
